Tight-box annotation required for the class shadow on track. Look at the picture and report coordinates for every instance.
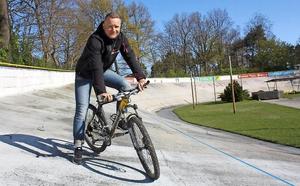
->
[0,134,153,183]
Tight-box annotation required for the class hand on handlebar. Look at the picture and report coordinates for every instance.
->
[97,93,113,103]
[138,79,148,92]
[97,80,150,104]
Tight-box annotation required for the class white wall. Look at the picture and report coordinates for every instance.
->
[1,66,297,99]
[148,75,239,84]
[0,66,74,97]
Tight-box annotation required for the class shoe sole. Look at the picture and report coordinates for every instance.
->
[73,158,82,165]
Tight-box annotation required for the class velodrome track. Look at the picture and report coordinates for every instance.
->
[0,79,299,186]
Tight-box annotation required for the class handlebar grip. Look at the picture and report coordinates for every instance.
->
[112,95,118,101]
[145,80,150,87]
[96,95,105,104]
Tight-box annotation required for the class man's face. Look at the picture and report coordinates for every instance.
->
[103,17,121,39]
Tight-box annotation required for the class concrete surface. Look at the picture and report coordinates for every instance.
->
[263,97,300,109]
[0,84,299,186]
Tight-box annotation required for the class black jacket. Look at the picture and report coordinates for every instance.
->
[76,22,145,94]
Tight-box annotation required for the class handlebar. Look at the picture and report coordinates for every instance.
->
[97,80,150,104]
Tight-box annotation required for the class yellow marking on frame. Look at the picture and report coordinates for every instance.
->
[119,98,129,110]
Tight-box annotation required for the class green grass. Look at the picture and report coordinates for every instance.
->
[173,100,300,148]
[282,92,300,99]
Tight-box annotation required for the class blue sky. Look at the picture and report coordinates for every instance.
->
[124,0,300,45]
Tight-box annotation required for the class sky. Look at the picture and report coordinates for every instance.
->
[124,0,300,45]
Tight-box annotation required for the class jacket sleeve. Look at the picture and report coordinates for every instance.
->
[86,35,106,94]
[120,35,146,81]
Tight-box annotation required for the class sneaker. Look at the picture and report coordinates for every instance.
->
[73,147,83,165]
[118,119,129,130]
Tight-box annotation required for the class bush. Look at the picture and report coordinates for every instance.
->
[219,80,250,102]
[0,48,8,62]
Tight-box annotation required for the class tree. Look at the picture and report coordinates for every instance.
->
[190,9,238,75]
[58,0,100,69]
[151,52,188,77]
[8,0,71,67]
[244,23,294,72]
[151,9,239,77]
[244,24,267,69]
[7,0,110,68]
[163,13,194,74]
[243,14,274,70]
[230,38,249,71]
[119,1,154,76]
[0,0,9,49]
[244,13,273,39]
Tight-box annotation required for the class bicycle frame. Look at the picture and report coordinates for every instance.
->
[95,95,140,141]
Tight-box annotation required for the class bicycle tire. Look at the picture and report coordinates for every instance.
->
[84,104,107,154]
[128,116,160,180]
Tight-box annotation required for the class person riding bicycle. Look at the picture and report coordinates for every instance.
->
[73,12,147,164]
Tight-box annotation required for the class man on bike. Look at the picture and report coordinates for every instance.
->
[73,12,147,164]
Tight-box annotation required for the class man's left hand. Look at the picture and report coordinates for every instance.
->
[138,79,147,91]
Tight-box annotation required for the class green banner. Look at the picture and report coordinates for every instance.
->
[194,76,220,82]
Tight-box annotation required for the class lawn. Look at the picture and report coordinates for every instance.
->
[282,92,300,99]
[173,100,300,148]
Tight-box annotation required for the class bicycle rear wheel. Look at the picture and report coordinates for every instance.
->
[128,116,160,180]
[84,104,108,154]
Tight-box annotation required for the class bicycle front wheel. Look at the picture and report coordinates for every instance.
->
[85,104,108,154]
[128,116,160,180]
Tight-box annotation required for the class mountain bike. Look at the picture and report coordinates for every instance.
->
[84,81,160,180]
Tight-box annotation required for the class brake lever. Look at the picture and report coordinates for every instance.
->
[144,80,150,87]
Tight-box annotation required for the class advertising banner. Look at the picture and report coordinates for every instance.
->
[268,70,297,77]
[238,72,268,78]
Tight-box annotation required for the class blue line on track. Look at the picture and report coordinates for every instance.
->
[163,121,295,186]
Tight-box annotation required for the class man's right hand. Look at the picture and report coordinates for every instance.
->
[97,93,113,102]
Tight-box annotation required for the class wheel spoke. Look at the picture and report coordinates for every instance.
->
[128,116,160,179]
[84,104,108,154]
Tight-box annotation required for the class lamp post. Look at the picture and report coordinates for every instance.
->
[212,76,217,103]
[190,72,195,109]
[229,56,236,114]
[193,75,198,105]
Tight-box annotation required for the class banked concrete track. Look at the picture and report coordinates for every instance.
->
[0,81,299,186]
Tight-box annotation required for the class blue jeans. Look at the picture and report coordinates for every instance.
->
[73,69,132,141]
